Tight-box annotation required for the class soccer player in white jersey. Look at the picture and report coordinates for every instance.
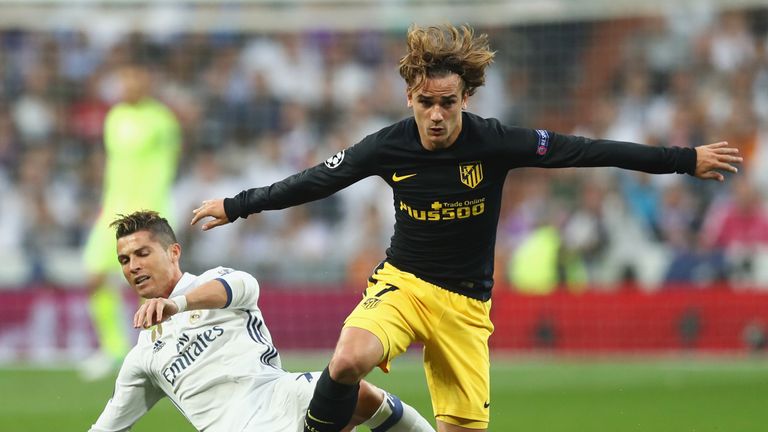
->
[88,210,434,432]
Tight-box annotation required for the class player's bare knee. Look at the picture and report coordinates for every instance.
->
[328,351,374,383]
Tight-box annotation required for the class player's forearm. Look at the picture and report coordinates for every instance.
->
[223,181,333,222]
[223,168,320,221]
[547,134,697,175]
[224,164,361,221]
[175,279,229,311]
[173,274,259,312]
[89,360,160,432]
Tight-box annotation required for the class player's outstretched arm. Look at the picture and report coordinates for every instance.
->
[694,141,743,182]
[88,350,164,431]
[190,198,228,230]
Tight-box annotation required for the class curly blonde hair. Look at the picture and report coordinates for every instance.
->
[398,24,495,97]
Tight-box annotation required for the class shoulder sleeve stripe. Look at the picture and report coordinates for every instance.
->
[216,277,233,308]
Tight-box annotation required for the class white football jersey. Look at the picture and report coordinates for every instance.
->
[89,267,317,432]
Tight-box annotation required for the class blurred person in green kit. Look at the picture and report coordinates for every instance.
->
[80,63,181,380]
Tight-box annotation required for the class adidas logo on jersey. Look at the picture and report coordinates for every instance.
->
[152,340,166,354]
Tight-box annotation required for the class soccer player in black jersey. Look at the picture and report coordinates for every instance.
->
[191,24,742,432]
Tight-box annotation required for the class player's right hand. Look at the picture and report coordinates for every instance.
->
[191,198,229,230]
[134,298,177,329]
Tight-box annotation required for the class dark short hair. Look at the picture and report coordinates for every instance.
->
[110,210,178,248]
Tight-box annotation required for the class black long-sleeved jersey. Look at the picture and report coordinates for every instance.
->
[225,112,696,301]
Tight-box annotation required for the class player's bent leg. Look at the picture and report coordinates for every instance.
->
[304,328,384,432]
[419,287,492,432]
[436,417,487,432]
[352,381,435,431]
[328,327,384,383]
[363,390,435,432]
[304,366,360,432]
[350,380,384,424]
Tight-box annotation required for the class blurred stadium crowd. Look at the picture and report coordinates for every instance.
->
[1,7,768,292]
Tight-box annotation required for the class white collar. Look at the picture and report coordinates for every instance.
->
[167,272,197,298]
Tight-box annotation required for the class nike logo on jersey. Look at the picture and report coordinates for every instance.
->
[392,172,417,182]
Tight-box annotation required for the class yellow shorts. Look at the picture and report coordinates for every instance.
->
[344,262,493,428]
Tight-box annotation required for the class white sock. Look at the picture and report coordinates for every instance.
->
[363,390,435,432]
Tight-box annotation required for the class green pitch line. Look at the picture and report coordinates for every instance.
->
[1,356,767,431]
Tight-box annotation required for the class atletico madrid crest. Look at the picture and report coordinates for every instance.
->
[459,161,483,189]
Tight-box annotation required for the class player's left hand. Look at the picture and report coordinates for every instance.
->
[694,141,743,182]
[134,298,178,329]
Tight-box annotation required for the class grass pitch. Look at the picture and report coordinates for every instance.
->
[1,355,766,431]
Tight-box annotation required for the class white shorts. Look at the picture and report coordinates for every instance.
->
[242,371,320,432]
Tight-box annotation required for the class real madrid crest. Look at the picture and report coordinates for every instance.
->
[189,310,202,324]
[459,161,483,189]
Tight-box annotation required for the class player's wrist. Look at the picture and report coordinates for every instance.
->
[223,196,241,221]
[170,295,187,314]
